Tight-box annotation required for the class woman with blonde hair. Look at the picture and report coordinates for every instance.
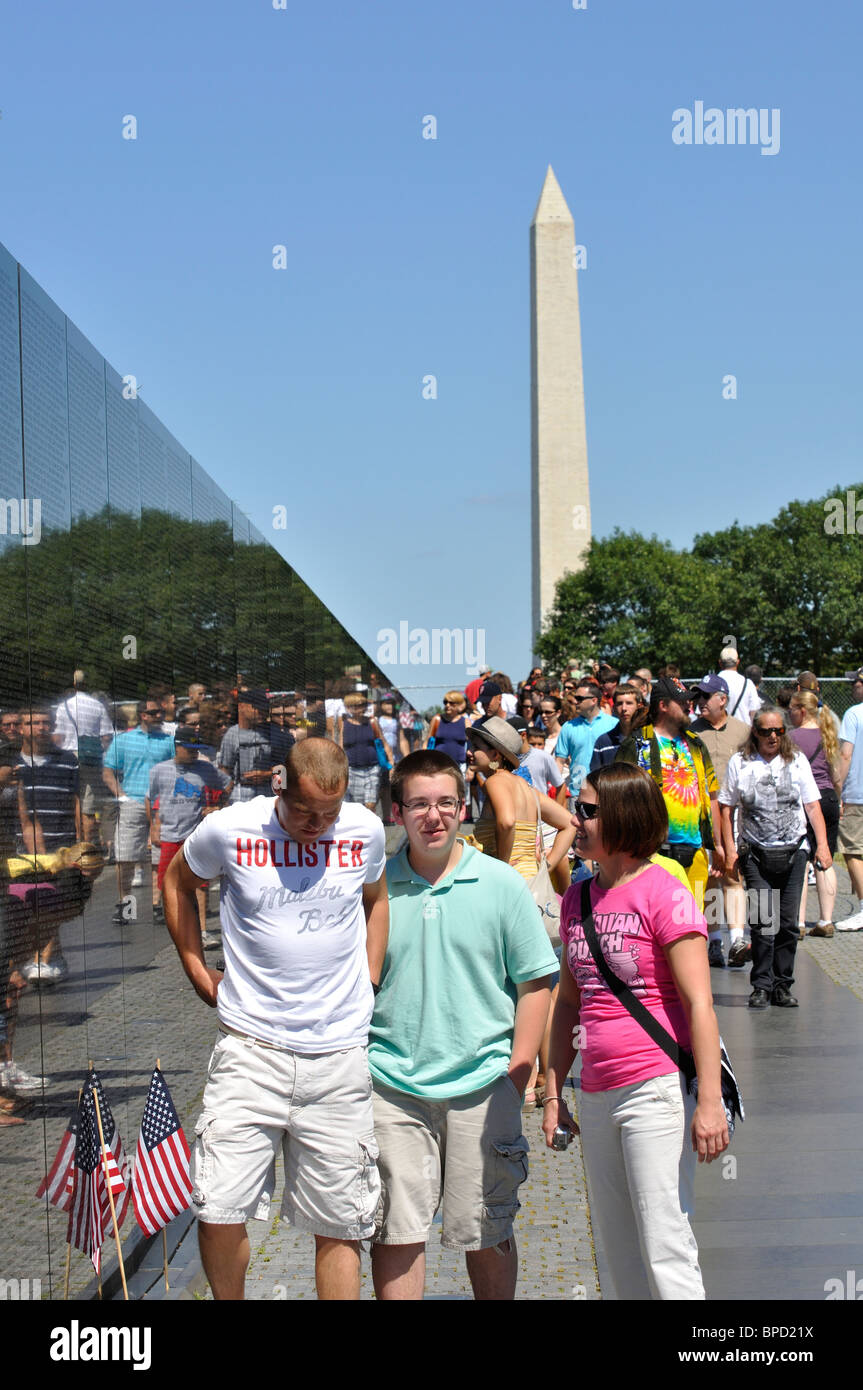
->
[337,693,393,812]
[424,691,470,774]
[789,690,841,937]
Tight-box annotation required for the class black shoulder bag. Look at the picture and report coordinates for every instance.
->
[579,878,744,1133]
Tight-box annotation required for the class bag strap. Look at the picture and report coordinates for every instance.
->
[62,697,79,737]
[579,878,696,1084]
[730,677,749,717]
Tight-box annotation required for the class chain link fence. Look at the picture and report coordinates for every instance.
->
[679,677,858,722]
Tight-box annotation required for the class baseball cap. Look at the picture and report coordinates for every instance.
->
[719,647,739,663]
[507,715,529,733]
[237,687,269,712]
[691,674,729,698]
[174,725,202,748]
[653,676,690,704]
[845,667,863,682]
[479,680,502,704]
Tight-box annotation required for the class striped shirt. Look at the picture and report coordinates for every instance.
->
[15,749,79,852]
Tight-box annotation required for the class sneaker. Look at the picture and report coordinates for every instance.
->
[152,903,164,923]
[31,960,68,985]
[835,910,863,933]
[708,940,726,968]
[728,938,752,968]
[131,867,144,887]
[809,923,834,938]
[201,930,220,949]
[0,1060,49,1093]
[21,960,41,983]
[807,864,816,886]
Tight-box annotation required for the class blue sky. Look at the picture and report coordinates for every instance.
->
[2,1,860,704]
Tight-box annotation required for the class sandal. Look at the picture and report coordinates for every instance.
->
[522,1088,537,1111]
[0,1097,25,1126]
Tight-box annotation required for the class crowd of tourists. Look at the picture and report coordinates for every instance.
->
[7,649,863,1303]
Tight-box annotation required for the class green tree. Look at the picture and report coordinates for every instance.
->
[535,530,720,672]
[537,485,863,676]
[0,508,380,704]
[691,491,863,674]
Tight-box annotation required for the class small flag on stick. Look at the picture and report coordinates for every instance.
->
[132,1066,193,1235]
[36,1104,79,1211]
[67,1070,130,1274]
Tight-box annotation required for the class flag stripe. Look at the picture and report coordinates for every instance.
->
[132,1067,193,1235]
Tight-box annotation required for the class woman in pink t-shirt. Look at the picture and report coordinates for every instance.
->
[542,764,728,1300]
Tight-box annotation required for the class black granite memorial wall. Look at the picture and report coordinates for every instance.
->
[0,242,390,1297]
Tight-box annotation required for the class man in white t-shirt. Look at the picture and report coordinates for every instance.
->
[52,670,114,843]
[717,648,762,727]
[163,738,389,1300]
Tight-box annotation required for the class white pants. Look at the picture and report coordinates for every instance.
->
[578,1072,705,1300]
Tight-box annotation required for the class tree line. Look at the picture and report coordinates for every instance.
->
[536,484,863,675]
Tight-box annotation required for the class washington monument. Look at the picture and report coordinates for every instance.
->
[530,165,591,649]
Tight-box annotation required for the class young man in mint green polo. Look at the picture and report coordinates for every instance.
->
[369,749,556,1301]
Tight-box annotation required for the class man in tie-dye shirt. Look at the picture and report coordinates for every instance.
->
[614,677,725,962]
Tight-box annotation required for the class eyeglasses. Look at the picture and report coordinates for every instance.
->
[141,709,161,716]
[442,700,460,706]
[756,727,784,737]
[401,797,462,816]
[572,800,600,821]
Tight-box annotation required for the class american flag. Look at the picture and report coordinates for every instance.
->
[67,1071,130,1273]
[132,1067,193,1235]
[36,1104,79,1211]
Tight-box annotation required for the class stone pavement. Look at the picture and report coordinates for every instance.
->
[4,852,863,1301]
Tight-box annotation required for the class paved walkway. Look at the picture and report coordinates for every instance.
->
[3,856,863,1301]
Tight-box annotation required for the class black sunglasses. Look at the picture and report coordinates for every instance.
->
[573,799,600,821]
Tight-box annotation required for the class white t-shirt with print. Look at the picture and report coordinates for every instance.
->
[184,796,386,1052]
[719,751,820,848]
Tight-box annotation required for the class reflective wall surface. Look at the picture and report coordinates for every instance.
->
[0,242,389,1297]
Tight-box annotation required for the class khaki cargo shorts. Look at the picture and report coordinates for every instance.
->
[372,1073,529,1251]
[838,803,863,858]
[191,1030,380,1240]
